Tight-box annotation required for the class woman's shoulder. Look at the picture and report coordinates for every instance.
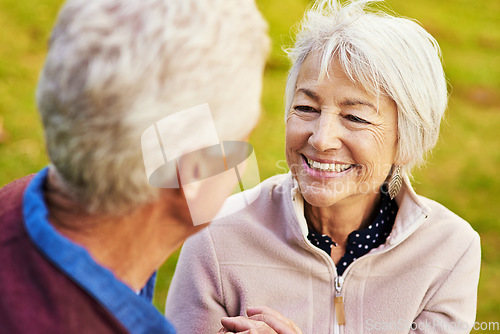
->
[390,193,481,273]
[200,173,297,242]
[418,195,478,237]
[182,173,300,264]
[211,173,294,224]
[411,196,480,263]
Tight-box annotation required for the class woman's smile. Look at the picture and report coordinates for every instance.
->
[301,154,356,178]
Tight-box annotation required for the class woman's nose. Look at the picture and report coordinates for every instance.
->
[308,114,343,152]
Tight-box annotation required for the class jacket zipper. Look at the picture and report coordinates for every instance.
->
[334,276,346,325]
[333,275,345,334]
[330,212,428,333]
[301,212,427,333]
[292,184,429,333]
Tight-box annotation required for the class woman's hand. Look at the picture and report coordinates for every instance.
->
[216,306,303,334]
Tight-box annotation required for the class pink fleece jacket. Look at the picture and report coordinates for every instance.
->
[165,173,480,334]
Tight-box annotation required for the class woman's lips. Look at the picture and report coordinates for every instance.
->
[302,154,354,172]
[300,154,355,178]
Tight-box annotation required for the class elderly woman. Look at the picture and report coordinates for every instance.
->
[165,0,481,333]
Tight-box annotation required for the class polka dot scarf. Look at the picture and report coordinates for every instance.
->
[307,192,398,276]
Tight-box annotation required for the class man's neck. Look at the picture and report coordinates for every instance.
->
[44,172,203,292]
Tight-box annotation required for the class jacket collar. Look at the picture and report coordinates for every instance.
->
[387,174,430,246]
[286,172,430,248]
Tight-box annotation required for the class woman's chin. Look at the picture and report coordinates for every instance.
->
[300,186,344,208]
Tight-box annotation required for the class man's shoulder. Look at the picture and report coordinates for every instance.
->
[0,233,129,334]
[0,174,35,217]
[0,174,130,334]
[0,174,36,245]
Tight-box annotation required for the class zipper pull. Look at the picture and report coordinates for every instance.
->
[334,276,346,325]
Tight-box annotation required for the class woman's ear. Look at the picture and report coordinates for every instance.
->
[394,152,412,167]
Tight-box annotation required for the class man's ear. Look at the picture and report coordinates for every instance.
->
[175,153,240,226]
[174,141,261,226]
[177,158,204,201]
[176,144,226,190]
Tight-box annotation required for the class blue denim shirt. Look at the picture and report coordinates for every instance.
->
[23,168,176,334]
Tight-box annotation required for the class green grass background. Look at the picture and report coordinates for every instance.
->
[1,0,498,331]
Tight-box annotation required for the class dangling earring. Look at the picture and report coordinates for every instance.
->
[388,165,402,200]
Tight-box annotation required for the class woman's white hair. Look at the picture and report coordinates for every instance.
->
[37,0,269,214]
[285,0,448,176]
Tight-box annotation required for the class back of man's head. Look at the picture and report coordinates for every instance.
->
[37,0,270,214]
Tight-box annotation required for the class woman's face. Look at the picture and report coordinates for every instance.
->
[285,52,399,208]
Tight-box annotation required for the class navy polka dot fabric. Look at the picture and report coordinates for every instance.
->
[307,192,398,276]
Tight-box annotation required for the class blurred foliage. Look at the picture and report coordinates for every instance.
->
[0,0,498,329]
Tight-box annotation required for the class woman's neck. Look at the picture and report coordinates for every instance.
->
[304,192,381,249]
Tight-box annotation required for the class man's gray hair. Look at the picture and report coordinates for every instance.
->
[285,0,448,175]
[37,0,269,214]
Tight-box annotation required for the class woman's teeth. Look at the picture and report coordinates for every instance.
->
[307,158,351,172]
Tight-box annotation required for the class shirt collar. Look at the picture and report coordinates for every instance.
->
[290,173,430,247]
[23,167,175,334]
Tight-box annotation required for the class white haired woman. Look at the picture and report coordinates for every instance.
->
[166,1,481,333]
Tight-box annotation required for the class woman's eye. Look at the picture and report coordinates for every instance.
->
[294,105,318,113]
[345,114,370,124]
